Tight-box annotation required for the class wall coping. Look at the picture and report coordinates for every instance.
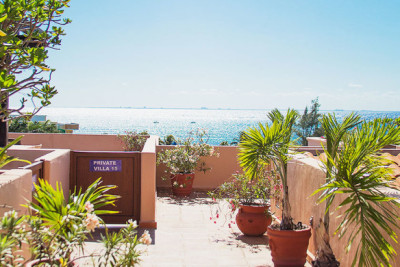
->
[0,169,32,187]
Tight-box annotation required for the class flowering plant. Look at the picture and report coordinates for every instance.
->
[209,171,281,208]
[0,178,151,266]
[118,130,149,151]
[208,171,281,228]
[157,129,218,177]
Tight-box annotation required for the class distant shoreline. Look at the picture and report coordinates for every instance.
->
[31,106,400,113]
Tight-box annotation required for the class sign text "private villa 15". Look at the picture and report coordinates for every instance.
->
[90,160,122,172]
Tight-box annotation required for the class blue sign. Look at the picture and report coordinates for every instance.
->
[90,160,122,172]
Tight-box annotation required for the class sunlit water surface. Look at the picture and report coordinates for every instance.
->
[38,108,400,145]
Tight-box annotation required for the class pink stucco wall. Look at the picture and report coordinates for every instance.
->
[156,145,241,190]
[280,156,400,266]
[9,133,124,151]
[4,148,71,197]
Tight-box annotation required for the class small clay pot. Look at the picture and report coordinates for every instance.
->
[267,225,312,267]
[236,204,272,236]
[170,173,195,197]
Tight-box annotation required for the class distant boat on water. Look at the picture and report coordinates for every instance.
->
[153,121,159,124]
[191,121,196,124]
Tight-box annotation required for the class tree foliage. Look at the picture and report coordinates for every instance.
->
[8,117,61,133]
[0,0,71,120]
[314,117,400,266]
[295,97,324,146]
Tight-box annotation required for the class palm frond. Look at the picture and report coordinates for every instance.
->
[318,118,400,266]
[238,108,298,229]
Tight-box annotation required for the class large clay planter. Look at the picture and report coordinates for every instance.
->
[170,173,195,197]
[267,225,311,267]
[236,204,272,236]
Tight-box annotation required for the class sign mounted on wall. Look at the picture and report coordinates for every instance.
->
[90,160,122,172]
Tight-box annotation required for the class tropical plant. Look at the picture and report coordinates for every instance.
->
[159,134,177,145]
[209,171,280,208]
[0,0,71,145]
[0,178,151,266]
[27,178,119,264]
[310,113,360,267]
[238,108,300,230]
[9,118,61,133]
[96,219,151,267]
[230,131,245,146]
[294,97,324,146]
[118,130,148,151]
[313,115,400,267]
[157,129,218,178]
[0,135,30,168]
[0,210,25,266]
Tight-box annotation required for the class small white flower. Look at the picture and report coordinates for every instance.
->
[128,219,138,228]
[139,230,152,245]
[84,213,99,232]
[84,201,94,213]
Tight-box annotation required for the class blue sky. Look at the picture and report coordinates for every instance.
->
[17,0,400,111]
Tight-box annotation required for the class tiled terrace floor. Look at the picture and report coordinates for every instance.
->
[81,192,297,266]
[139,192,274,267]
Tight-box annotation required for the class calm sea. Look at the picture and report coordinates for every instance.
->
[38,108,400,145]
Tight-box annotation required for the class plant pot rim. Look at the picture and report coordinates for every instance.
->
[239,203,270,207]
[268,224,311,232]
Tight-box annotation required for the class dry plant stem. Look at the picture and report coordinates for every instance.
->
[311,216,339,267]
[280,185,292,230]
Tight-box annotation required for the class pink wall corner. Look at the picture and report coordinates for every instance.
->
[0,169,32,263]
[37,150,71,198]
[0,169,32,216]
[5,149,55,170]
[140,136,157,228]
[156,145,241,190]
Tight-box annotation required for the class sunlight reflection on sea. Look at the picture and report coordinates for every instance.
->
[38,108,400,145]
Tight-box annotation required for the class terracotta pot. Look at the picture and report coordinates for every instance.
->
[170,173,195,197]
[267,225,311,267]
[236,204,272,236]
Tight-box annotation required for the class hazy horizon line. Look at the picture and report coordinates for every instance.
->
[35,106,400,113]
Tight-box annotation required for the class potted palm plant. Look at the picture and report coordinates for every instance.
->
[157,129,218,197]
[209,171,281,236]
[312,115,400,267]
[239,108,312,266]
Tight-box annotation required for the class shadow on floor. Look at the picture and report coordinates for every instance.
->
[212,231,269,254]
[157,189,214,205]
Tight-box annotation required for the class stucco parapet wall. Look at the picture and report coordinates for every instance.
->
[142,135,158,154]
[0,169,32,214]
[140,135,158,229]
[9,133,124,151]
[306,137,326,147]
[36,149,70,162]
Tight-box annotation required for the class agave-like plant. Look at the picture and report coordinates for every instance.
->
[314,116,400,267]
[28,178,120,263]
[239,108,299,230]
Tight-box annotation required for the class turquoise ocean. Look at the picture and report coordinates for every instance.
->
[39,108,400,145]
